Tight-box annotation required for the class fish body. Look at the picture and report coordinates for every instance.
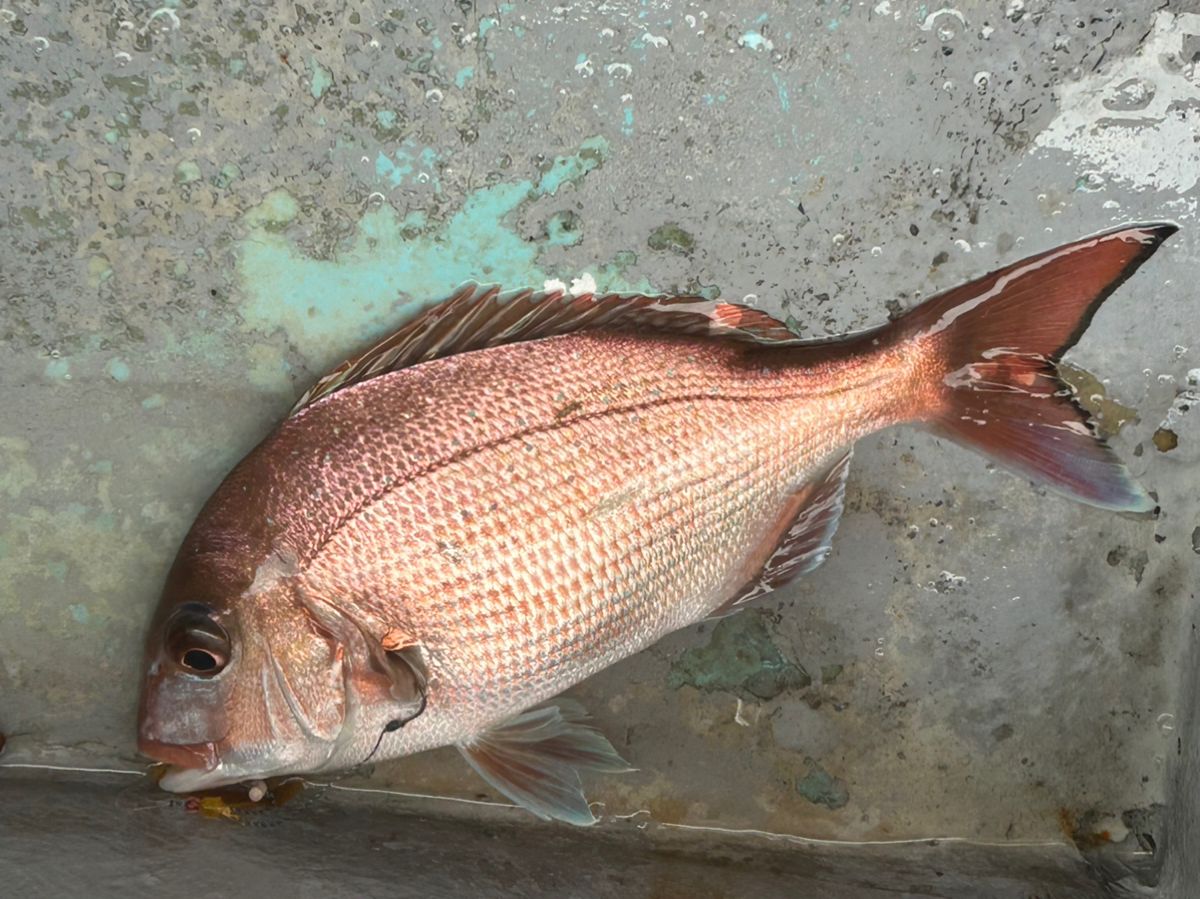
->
[138,224,1175,823]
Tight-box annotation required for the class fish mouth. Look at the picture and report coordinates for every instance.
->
[137,736,220,773]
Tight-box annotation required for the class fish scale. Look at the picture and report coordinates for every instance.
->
[298,333,907,753]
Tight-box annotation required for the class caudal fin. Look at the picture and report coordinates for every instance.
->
[899,223,1176,512]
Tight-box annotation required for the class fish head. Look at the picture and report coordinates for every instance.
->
[137,549,351,792]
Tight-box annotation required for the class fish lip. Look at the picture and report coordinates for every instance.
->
[137,736,220,772]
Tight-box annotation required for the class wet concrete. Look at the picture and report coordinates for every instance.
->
[2,0,1198,895]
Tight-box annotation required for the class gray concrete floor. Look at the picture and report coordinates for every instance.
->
[2,1,1199,895]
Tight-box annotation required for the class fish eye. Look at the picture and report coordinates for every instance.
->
[165,604,230,678]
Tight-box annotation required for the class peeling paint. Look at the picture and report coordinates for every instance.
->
[237,138,629,366]
[1035,11,1200,198]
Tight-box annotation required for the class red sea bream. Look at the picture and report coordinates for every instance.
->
[138,224,1175,824]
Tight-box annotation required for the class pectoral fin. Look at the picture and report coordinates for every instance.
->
[457,700,633,826]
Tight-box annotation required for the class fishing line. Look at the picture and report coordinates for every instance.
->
[360,684,427,766]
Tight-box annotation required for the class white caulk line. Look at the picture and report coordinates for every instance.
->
[306,779,519,811]
[0,762,147,777]
[657,821,1087,849]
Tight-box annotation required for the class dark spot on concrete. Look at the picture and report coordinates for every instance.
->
[667,611,811,700]
[931,250,949,266]
[647,223,696,255]
[1152,427,1178,452]
[1106,546,1149,584]
[820,664,843,684]
[992,723,1014,742]
[1191,526,1200,554]
[796,757,849,809]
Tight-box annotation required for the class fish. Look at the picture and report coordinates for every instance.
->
[138,223,1176,825]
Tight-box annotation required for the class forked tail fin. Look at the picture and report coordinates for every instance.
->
[898,223,1177,512]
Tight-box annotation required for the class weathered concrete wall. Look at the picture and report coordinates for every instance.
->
[2,1,1197,893]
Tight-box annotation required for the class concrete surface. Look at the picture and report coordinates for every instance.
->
[0,769,1112,898]
[1,0,1198,895]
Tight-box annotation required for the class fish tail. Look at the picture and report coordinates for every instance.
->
[898,223,1177,512]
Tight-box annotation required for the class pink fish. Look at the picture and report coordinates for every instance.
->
[138,224,1175,824]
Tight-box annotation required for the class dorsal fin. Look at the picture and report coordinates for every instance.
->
[289,283,801,415]
[711,450,853,617]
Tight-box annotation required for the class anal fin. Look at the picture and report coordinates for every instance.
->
[712,450,852,617]
[457,700,632,826]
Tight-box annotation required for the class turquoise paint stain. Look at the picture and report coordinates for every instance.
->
[309,57,333,99]
[771,73,790,112]
[431,35,443,51]
[106,358,130,382]
[44,358,70,380]
[739,31,770,50]
[141,394,165,410]
[238,138,643,367]
[48,561,68,582]
[454,66,475,88]
[754,12,769,24]
[545,211,581,247]
[826,18,840,31]
[478,17,497,38]
[375,142,439,189]
[375,152,408,186]
[536,135,609,195]
[69,604,89,624]
[621,107,634,137]
[376,109,397,128]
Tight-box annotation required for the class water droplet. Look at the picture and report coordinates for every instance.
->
[832,233,845,246]
[973,71,991,91]
[870,246,882,257]
[1157,712,1176,734]
[425,88,444,103]
[874,637,885,658]
[937,23,956,42]
[1075,171,1105,192]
